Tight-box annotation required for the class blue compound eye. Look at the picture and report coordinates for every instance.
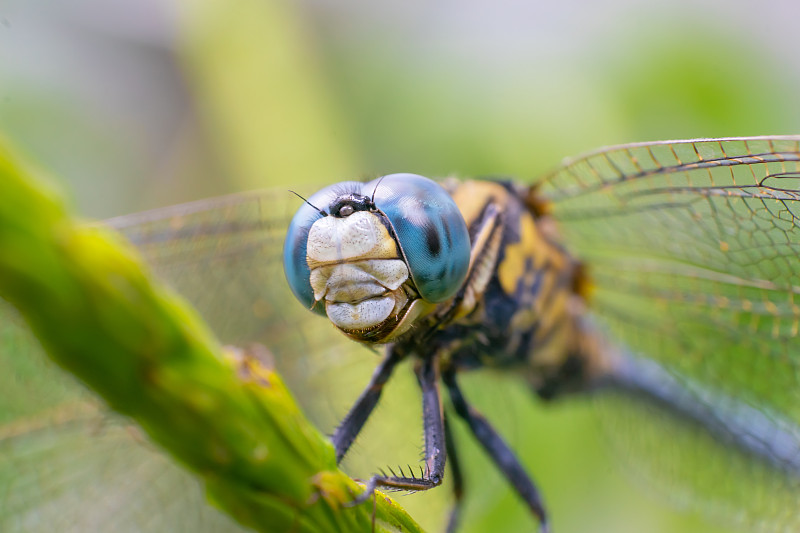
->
[366,174,470,303]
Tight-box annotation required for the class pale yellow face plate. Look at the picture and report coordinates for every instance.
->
[306,211,411,336]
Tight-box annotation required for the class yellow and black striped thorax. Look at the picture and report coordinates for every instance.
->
[425,179,586,390]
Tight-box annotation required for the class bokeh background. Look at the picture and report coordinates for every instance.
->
[1,1,799,532]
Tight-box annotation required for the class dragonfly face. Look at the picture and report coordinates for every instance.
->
[5,136,800,532]
[284,174,470,342]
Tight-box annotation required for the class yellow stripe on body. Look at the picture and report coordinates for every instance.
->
[449,179,582,382]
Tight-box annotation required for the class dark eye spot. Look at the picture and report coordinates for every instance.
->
[424,224,441,256]
[442,220,452,248]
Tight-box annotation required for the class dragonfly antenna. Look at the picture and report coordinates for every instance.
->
[370,175,389,205]
[289,190,328,216]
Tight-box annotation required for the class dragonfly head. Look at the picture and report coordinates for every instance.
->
[284,174,470,343]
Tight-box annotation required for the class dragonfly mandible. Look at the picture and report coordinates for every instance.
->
[3,136,800,532]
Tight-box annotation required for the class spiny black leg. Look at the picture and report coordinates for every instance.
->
[442,368,549,533]
[352,354,447,504]
[444,413,464,533]
[333,346,404,463]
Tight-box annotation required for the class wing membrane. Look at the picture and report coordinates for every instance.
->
[0,398,248,532]
[538,136,800,530]
[538,136,800,409]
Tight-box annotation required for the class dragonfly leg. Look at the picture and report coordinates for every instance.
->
[442,367,550,533]
[351,354,447,505]
[444,412,464,533]
[332,346,404,463]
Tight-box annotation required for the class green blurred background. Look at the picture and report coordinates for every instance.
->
[1,0,798,532]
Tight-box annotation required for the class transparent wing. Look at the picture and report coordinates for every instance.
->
[0,401,247,532]
[537,136,800,531]
[0,308,249,533]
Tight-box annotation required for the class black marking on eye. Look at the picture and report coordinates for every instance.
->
[424,224,441,256]
[442,219,453,249]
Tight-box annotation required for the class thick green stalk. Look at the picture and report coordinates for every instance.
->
[0,138,423,533]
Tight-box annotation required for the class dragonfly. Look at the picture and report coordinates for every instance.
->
[2,136,800,532]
